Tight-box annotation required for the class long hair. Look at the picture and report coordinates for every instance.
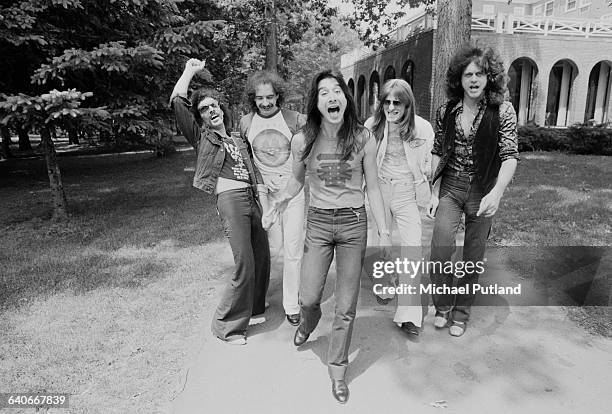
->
[244,70,286,112]
[301,70,365,162]
[370,79,416,143]
[445,43,507,105]
[190,88,232,131]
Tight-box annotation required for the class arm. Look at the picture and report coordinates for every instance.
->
[170,58,205,102]
[427,105,446,219]
[477,103,519,217]
[268,133,307,215]
[170,59,207,150]
[477,158,517,217]
[362,133,392,247]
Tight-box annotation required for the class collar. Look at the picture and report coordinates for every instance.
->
[255,107,281,119]
[450,97,488,114]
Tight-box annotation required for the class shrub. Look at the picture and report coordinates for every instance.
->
[566,124,612,155]
[518,123,612,155]
[517,125,571,152]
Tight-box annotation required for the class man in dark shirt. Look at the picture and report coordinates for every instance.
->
[427,45,519,337]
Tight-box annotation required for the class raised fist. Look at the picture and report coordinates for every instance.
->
[185,58,206,74]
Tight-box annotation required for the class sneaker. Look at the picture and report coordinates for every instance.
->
[449,321,466,337]
[433,311,449,329]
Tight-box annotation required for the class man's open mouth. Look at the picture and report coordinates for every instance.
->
[210,114,220,122]
[328,105,340,114]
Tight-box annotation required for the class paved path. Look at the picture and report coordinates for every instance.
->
[170,215,612,414]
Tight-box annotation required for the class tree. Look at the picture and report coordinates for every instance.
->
[264,1,279,71]
[0,90,109,220]
[345,0,436,46]
[431,0,472,119]
[0,126,11,159]
[345,0,472,121]
[286,18,363,108]
[1,0,227,152]
[222,0,336,74]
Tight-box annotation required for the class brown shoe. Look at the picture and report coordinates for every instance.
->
[293,327,309,346]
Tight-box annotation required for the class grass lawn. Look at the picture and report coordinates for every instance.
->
[0,150,610,412]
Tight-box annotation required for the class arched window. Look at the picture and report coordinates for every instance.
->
[545,59,578,126]
[401,60,414,86]
[347,79,355,99]
[383,65,396,82]
[508,58,538,125]
[584,61,611,124]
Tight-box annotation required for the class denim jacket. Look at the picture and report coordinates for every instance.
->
[171,95,264,195]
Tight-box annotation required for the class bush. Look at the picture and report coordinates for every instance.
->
[566,124,612,155]
[518,123,612,155]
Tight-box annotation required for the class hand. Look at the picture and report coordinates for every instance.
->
[271,193,291,215]
[378,233,392,260]
[426,194,439,219]
[184,58,206,75]
[477,188,502,217]
[267,178,282,193]
[261,207,279,231]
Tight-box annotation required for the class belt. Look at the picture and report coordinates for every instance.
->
[444,169,477,178]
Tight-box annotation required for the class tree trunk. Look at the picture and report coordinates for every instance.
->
[40,126,68,220]
[67,123,79,145]
[1,126,12,159]
[431,0,472,123]
[264,0,278,72]
[17,125,32,151]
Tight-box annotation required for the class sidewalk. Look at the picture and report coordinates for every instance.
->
[169,216,612,414]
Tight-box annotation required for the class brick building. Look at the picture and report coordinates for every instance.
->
[340,0,612,127]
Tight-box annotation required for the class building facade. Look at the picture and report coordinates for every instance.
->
[340,0,612,127]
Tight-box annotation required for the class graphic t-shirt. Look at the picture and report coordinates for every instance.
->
[305,131,369,209]
[218,136,251,184]
[380,128,411,179]
[247,111,293,185]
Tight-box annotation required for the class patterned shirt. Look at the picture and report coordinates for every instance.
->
[432,100,519,172]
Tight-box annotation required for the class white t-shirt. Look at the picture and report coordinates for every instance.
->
[247,111,293,183]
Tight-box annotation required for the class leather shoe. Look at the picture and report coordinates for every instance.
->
[293,327,309,346]
[400,322,420,336]
[286,313,300,326]
[331,379,349,404]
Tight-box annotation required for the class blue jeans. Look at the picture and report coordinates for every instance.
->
[299,205,367,380]
[430,170,492,323]
[212,187,270,340]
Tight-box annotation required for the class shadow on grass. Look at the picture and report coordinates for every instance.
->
[0,249,171,310]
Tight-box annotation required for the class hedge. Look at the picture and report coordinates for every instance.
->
[518,124,612,155]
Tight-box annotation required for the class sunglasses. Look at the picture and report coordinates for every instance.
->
[198,102,220,113]
[383,99,404,107]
